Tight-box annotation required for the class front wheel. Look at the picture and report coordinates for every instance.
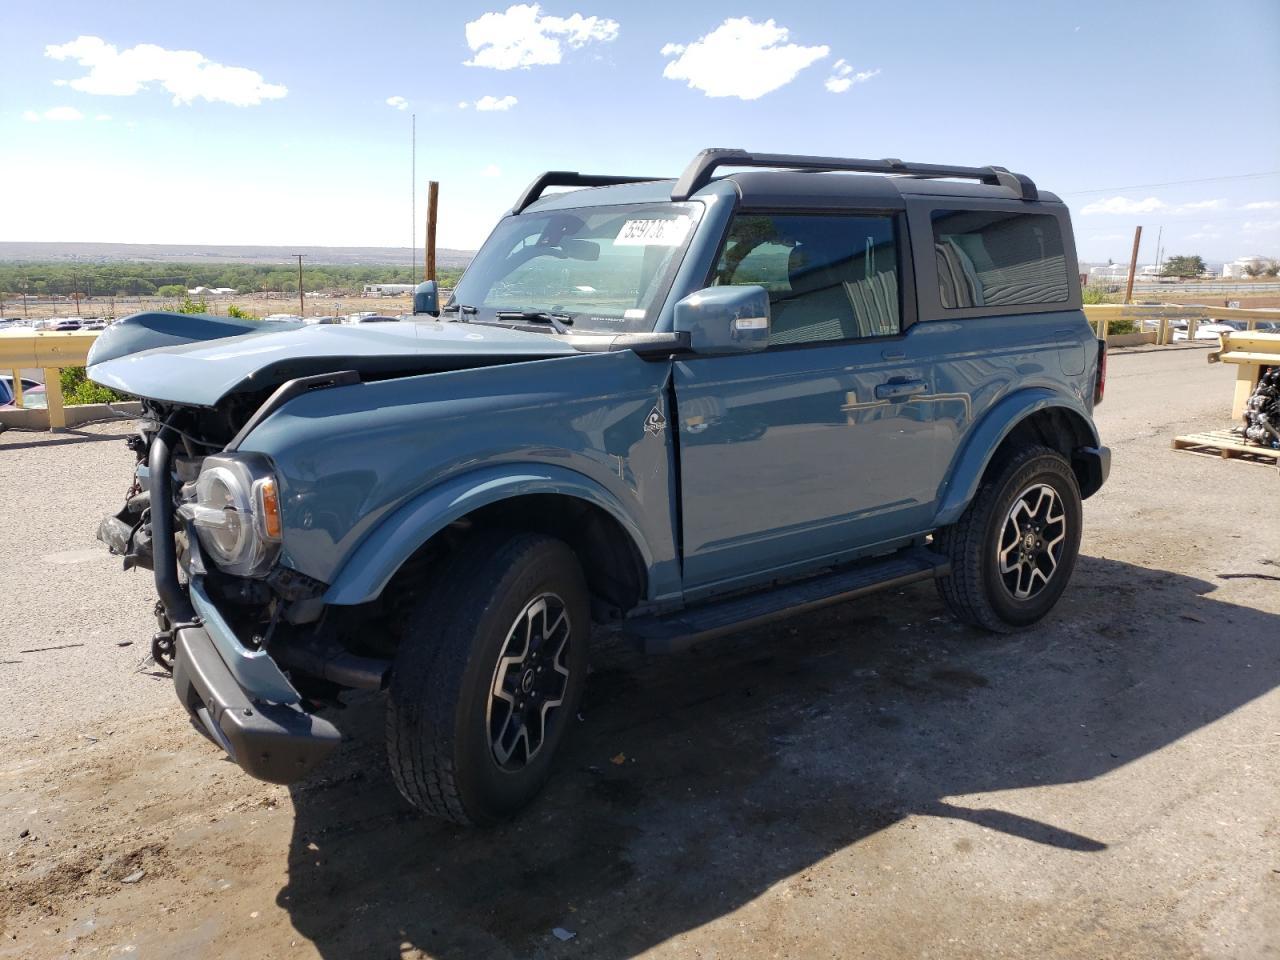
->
[386,532,589,825]
[934,445,1083,632]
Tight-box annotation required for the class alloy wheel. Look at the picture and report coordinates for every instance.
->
[486,593,572,770]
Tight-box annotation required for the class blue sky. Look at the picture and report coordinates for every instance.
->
[2,0,1277,263]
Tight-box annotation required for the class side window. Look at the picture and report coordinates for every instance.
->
[711,213,901,346]
[931,209,1068,309]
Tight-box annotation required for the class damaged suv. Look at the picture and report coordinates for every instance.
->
[92,149,1109,825]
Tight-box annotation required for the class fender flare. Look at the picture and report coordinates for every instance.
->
[322,463,656,605]
[933,388,1100,528]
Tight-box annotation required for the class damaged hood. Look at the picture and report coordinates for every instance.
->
[87,311,579,406]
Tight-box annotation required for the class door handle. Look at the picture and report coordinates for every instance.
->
[875,379,928,401]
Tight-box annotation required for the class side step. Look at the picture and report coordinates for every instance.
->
[624,546,950,654]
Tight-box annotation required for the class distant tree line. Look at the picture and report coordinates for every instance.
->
[0,261,464,298]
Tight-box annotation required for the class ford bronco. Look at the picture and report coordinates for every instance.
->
[91,148,1109,825]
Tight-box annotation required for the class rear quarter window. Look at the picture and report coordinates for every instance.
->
[931,209,1068,309]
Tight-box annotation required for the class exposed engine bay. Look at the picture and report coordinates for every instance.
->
[96,398,404,703]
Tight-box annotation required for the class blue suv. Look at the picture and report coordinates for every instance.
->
[91,149,1108,825]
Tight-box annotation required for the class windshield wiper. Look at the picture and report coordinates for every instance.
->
[440,303,478,321]
[494,310,575,334]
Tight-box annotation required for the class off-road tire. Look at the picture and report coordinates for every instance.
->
[386,531,590,825]
[934,445,1082,633]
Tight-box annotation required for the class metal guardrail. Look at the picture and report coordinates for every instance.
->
[1083,304,1280,343]
[3,304,1280,432]
[0,329,99,429]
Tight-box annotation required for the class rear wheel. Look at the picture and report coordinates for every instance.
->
[935,445,1082,632]
[386,532,589,825]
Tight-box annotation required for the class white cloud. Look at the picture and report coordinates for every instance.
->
[824,59,880,93]
[1177,198,1222,211]
[24,105,86,121]
[471,95,518,111]
[44,35,287,106]
[661,17,829,100]
[480,163,502,177]
[1242,219,1280,234]
[95,113,111,121]
[458,100,470,109]
[386,95,408,111]
[1080,195,1168,215]
[1244,200,1280,210]
[464,4,619,70]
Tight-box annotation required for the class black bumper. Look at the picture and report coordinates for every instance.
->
[172,626,340,785]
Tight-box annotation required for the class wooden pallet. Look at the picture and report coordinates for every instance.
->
[1172,429,1280,467]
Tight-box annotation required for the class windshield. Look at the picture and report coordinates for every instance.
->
[448,201,702,333]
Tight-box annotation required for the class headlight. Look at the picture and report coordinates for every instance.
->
[186,455,282,577]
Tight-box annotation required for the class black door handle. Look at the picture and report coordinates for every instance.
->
[875,379,928,400]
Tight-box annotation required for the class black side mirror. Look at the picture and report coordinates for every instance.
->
[413,280,439,316]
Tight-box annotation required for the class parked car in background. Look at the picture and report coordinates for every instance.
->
[1174,320,1237,341]
[51,319,82,331]
[0,375,46,409]
[81,319,108,331]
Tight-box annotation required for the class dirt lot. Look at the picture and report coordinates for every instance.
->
[1,344,1277,959]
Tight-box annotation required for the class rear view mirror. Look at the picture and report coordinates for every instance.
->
[413,280,439,316]
[560,238,600,261]
[673,285,770,354]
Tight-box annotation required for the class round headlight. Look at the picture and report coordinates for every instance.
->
[194,466,252,565]
[188,457,281,577]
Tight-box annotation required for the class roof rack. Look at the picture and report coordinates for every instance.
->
[513,172,663,214]
[670,148,1038,202]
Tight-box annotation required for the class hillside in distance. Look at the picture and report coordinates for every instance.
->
[0,241,474,269]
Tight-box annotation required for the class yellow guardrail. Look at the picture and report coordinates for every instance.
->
[1083,304,1280,343]
[0,329,100,429]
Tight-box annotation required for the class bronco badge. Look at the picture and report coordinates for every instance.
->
[644,404,667,437]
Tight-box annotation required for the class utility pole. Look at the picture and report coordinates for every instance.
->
[22,277,28,318]
[1154,225,1164,278]
[425,181,439,281]
[293,254,306,316]
[411,113,417,283]
[1124,226,1142,304]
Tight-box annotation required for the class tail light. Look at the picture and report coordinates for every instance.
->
[1094,339,1107,406]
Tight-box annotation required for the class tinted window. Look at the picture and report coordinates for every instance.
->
[711,214,900,346]
[931,209,1068,309]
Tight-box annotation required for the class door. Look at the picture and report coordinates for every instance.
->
[675,211,945,594]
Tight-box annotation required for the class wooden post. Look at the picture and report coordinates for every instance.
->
[44,366,65,430]
[10,369,22,407]
[1124,226,1142,304]
[425,181,439,282]
[294,254,306,317]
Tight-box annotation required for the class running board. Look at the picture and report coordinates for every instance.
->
[624,547,950,654]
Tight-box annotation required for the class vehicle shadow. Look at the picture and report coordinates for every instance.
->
[276,555,1280,958]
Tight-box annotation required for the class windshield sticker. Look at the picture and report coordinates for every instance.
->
[624,308,647,320]
[614,217,692,247]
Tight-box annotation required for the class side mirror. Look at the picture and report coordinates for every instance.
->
[673,285,770,354]
[413,280,439,316]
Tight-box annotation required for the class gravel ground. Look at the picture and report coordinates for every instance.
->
[0,344,1277,959]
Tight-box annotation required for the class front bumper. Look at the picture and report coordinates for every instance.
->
[172,623,340,784]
